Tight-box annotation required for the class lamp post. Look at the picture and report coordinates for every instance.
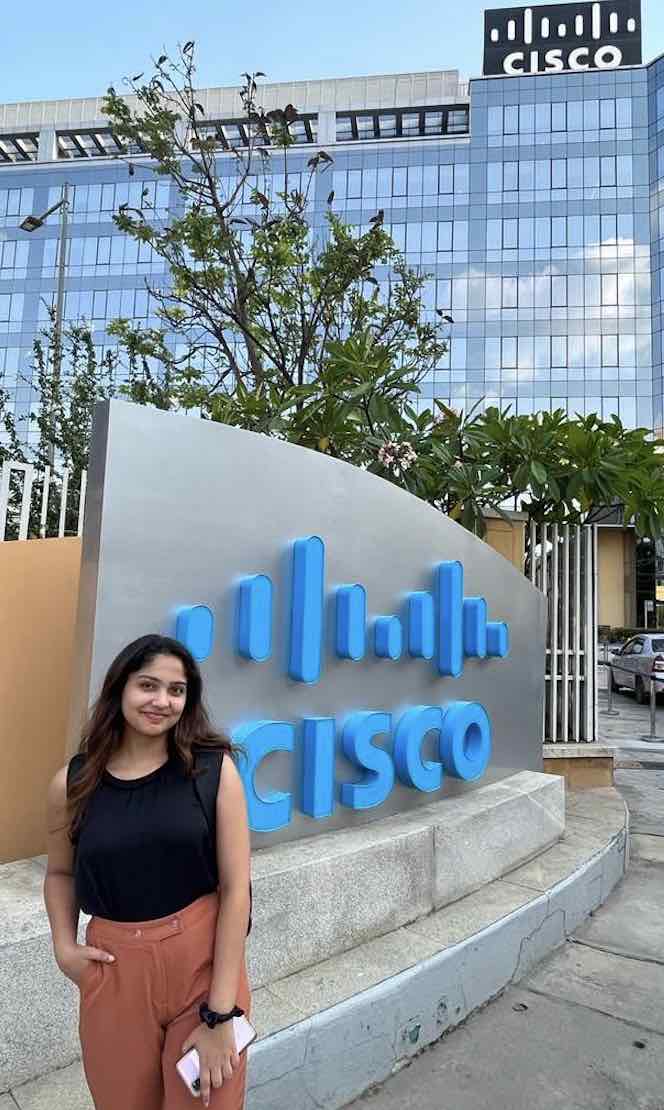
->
[20,182,70,466]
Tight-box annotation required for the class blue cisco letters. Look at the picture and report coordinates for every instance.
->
[174,535,507,833]
[237,701,492,833]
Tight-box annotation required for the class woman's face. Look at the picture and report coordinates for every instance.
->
[121,654,188,739]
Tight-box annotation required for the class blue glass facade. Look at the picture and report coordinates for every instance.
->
[648,56,664,433]
[2,57,664,446]
[0,171,171,447]
[328,66,653,427]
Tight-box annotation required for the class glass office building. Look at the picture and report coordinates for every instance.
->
[2,38,664,447]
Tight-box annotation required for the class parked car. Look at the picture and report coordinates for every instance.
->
[608,634,664,703]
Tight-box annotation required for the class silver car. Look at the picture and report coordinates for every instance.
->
[609,635,664,703]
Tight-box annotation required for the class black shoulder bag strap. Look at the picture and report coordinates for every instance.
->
[192,749,253,936]
[66,752,86,795]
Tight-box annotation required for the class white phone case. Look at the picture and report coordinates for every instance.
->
[176,1016,257,1098]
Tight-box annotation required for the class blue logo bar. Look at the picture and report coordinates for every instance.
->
[487,621,509,657]
[374,615,403,660]
[336,584,367,660]
[237,574,273,662]
[289,536,325,683]
[175,605,215,662]
[463,597,488,659]
[407,593,435,659]
[436,560,464,678]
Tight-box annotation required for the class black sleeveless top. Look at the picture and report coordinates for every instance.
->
[68,747,224,922]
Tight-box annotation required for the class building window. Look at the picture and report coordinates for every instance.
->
[438,222,452,252]
[0,186,34,226]
[0,240,28,278]
[551,159,566,189]
[0,293,25,331]
[552,103,566,132]
[601,156,616,187]
[551,277,567,307]
[502,338,517,368]
[502,277,517,308]
[551,338,566,368]
[600,99,616,129]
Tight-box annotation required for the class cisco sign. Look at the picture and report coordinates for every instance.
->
[175,539,508,832]
[75,401,546,847]
[483,1,642,77]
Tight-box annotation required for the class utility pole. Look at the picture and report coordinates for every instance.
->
[52,182,69,398]
[20,182,70,466]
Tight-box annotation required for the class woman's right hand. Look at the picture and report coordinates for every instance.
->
[55,942,115,986]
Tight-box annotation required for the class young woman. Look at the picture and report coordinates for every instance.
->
[44,634,252,1110]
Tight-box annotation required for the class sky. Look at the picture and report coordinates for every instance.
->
[2,0,663,106]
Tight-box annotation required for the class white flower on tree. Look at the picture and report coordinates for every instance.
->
[378,439,417,478]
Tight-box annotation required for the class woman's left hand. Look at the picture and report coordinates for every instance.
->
[181,1021,240,1106]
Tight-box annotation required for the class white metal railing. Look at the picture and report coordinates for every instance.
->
[529,522,598,742]
[0,459,87,541]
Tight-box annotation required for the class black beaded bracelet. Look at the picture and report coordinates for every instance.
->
[199,1002,244,1028]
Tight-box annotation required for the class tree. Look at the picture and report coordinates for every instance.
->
[101,48,447,450]
[362,400,664,539]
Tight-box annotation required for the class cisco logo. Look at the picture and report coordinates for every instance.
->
[173,536,510,832]
[483,1,642,77]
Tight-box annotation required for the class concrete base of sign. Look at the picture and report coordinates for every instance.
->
[248,770,565,988]
[245,785,627,1110]
[0,786,627,1108]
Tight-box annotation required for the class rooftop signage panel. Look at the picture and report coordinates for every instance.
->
[483,1,642,76]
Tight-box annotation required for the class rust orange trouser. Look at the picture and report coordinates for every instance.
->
[79,892,251,1110]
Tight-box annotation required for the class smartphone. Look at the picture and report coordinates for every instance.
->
[176,1015,257,1097]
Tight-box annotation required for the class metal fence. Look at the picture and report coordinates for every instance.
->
[0,459,87,541]
[529,522,598,743]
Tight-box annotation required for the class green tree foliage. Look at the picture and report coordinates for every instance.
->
[102,50,446,422]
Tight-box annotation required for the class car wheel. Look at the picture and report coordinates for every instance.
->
[635,677,647,705]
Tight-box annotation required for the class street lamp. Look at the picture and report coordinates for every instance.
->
[19,183,70,466]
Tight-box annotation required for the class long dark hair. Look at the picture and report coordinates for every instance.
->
[68,634,232,839]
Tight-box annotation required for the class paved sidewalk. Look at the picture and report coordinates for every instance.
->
[597,670,664,759]
[345,768,664,1110]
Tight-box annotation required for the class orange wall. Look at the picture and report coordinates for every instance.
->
[597,528,636,628]
[484,516,526,572]
[0,538,81,863]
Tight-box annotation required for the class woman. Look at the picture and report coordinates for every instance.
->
[44,634,252,1110]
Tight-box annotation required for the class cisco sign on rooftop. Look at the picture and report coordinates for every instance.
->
[1,0,664,440]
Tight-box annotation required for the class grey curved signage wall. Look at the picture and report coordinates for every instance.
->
[71,401,546,847]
